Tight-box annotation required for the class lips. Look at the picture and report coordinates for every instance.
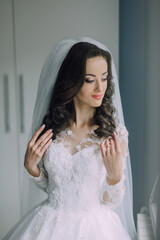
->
[92,94,103,99]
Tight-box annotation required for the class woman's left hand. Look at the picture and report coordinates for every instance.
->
[100,132,123,184]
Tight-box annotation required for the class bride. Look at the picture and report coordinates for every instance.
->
[2,37,137,240]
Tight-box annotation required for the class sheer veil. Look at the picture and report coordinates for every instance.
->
[21,37,137,240]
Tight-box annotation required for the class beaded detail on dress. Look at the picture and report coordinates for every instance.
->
[29,122,129,210]
[3,122,131,240]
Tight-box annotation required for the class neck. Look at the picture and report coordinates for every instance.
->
[71,103,96,130]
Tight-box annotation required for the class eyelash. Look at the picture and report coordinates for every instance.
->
[85,78,108,83]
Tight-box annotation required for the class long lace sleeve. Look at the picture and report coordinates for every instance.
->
[102,122,129,209]
[103,172,126,209]
[28,162,49,193]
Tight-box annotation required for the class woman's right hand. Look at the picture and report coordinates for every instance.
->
[24,125,53,177]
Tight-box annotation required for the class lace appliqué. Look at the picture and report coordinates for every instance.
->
[28,122,129,211]
[102,122,129,209]
[103,173,126,209]
[116,122,129,167]
[116,122,129,144]
[53,127,104,154]
[28,166,49,193]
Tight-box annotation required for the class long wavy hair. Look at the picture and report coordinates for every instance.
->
[39,42,117,140]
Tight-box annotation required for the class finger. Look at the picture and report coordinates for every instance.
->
[100,141,106,158]
[30,124,46,145]
[36,131,53,151]
[105,139,110,156]
[110,138,115,155]
[113,132,121,153]
[35,127,53,145]
[35,129,53,148]
[40,138,52,154]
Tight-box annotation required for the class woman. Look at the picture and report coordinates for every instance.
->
[2,37,137,240]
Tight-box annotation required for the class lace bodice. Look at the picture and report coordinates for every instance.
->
[28,122,129,210]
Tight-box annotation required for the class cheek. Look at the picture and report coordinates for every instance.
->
[103,81,108,91]
[78,86,92,98]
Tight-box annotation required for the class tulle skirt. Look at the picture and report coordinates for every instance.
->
[2,199,131,240]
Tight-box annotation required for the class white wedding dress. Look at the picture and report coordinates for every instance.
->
[3,122,131,240]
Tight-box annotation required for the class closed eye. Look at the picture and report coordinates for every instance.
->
[85,78,108,83]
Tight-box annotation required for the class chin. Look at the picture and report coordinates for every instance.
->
[91,101,103,107]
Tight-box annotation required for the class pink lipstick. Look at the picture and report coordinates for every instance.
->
[92,94,103,99]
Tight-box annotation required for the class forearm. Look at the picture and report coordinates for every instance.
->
[25,164,40,177]
[102,122,128,208]
[103,173,125,208]
[28,166,49,193]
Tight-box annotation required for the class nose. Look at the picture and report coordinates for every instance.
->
[95,80,103,92]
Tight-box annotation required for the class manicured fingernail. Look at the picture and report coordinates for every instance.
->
[42,124,45,127]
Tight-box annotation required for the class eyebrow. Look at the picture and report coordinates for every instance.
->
[85,71,108,77]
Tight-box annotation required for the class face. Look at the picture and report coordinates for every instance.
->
[74,56,108,108]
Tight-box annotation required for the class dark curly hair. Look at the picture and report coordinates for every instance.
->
[39,42,117,141]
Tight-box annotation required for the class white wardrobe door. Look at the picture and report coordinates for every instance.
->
[0,0,20,238]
